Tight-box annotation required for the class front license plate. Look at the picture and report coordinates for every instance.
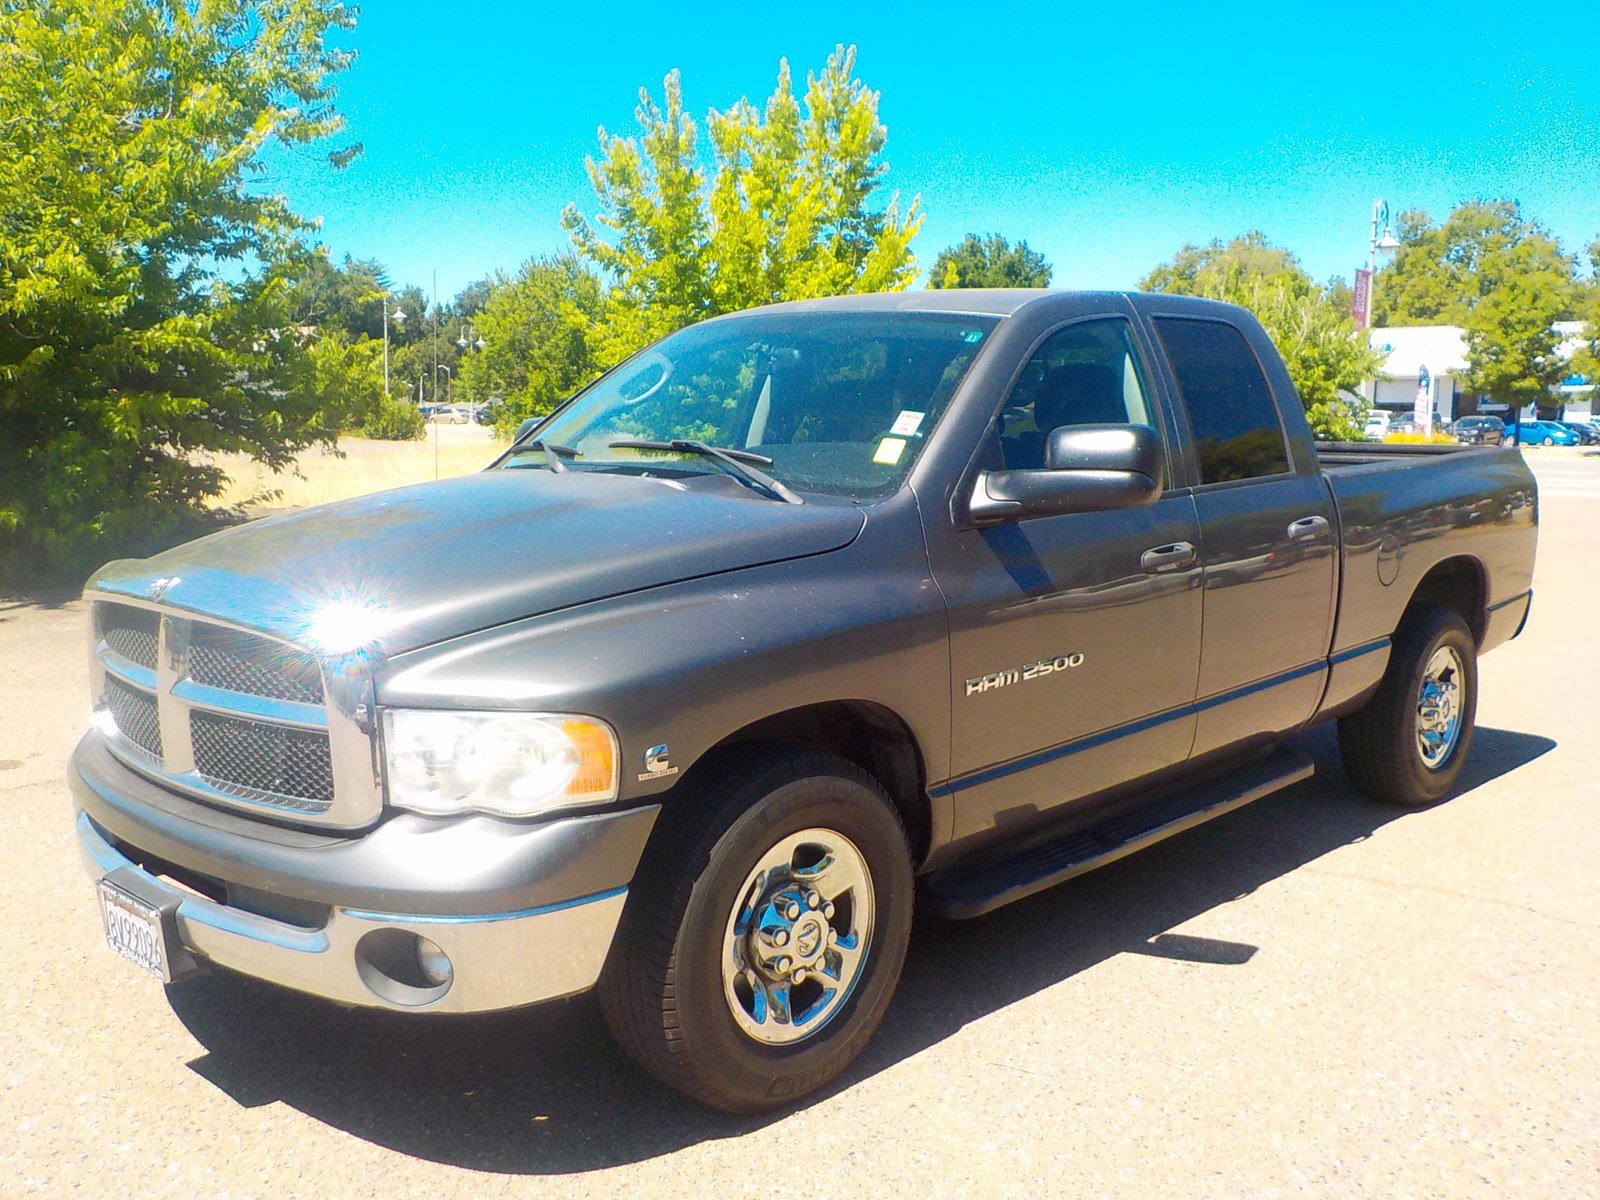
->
[98,881,169,981]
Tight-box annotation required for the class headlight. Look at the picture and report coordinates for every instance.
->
[381,709,619,819]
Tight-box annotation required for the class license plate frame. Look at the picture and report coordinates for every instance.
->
[98,879,172,982]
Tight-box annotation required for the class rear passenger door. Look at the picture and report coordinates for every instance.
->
[1145,314,1337,758]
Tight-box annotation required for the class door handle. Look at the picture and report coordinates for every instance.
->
[1141,541,1197,572]
[1287,515,1331,541]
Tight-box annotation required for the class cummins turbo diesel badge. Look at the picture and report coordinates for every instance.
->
[638,744,679,782]
[965,652,1085,696]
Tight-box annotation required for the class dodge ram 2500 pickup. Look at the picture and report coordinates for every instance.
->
[73,290,1538,1113]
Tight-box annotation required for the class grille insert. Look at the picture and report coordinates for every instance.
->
[105,677,163,760]
[191,711,334,811]
[188,626,324,704]
[101,605,159,670]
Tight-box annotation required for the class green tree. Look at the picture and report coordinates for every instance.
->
[562,45,921,366]
[1376,202,1578,413]
[455,253,605,430]
[1374,201,1577,327]
[927,234,1052,289]
[1141,234,1384,439]
[0,0,358,584]
[1461,236,1577,415]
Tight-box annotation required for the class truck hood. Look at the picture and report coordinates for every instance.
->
[89,470,866,655]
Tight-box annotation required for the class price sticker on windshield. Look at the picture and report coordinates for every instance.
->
[890,410,925,436]
[873,437,907,465]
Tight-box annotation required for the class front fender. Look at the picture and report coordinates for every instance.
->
[376,503,951,813]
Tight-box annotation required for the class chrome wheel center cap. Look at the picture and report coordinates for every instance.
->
[793,915,824,960]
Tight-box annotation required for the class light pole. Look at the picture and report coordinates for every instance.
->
[1360,199,1403,402]
[382,296,406,396]
[456,324,486,412]
[1368,198,1401,284]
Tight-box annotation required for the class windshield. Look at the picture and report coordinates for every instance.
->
[499,311,999,498]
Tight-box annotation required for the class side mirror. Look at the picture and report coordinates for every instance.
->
[969,424,1165,524]
[513,416,540,444]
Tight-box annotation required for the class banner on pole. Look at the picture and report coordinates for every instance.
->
[1352,268,1372,329]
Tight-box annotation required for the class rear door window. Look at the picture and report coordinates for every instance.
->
[1152,318,1291,484]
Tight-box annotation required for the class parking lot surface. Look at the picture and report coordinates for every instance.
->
[2,450,1596,1199]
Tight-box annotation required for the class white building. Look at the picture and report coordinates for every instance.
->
[1364,322,1592,423]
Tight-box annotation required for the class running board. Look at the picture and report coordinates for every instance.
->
[923,746,1315,919]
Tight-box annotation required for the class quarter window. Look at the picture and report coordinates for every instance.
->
[1152,318,1290,484]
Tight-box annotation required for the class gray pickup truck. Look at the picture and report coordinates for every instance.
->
[73,290,1537,1113]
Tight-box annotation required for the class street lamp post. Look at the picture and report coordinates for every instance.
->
[456,324,487,414]
[1368,198,1401,283]
[382,296,406,397]
[1359,198,1403,402]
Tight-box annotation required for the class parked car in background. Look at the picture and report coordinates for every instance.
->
[1449,416,1506,446]
[1558,421,1600,445]
[1364,410,1392,440]
[429,405,473,425]
[1510,420,1580,447]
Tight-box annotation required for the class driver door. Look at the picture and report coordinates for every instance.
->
[925,316,1203,851]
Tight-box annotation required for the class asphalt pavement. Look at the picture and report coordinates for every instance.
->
[2,449,1595,1199]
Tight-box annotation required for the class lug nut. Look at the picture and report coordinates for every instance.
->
[805,890,822,909]
[783,901,801,920]
[772,929,790,947]
[792,968,808,983]
[775,956,793,974]
[827,929,839,944]
[823,901,835,919]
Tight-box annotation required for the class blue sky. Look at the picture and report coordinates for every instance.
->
[263,1,1600,303]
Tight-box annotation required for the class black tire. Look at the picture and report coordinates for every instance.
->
[1338,605,1478,806]
[598,748,914,1114]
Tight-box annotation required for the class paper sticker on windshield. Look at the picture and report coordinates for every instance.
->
[873,437,907,465]
[890,410,926,436]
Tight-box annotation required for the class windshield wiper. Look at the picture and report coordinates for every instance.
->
[516,440,581,474]
[608,439,803,505]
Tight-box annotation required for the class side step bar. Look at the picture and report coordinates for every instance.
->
[923,746,1315,919]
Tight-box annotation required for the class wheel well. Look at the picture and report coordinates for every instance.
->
[685,701,932,864]
[1407,557,1487,645]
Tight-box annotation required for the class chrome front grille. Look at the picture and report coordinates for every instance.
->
[188,625,324,704]
[90,599,379,828]
[191,711,335,809]
[101,604,159,670]
[104,676,163,761]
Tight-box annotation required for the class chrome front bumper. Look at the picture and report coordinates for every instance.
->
[77,811,627,1012]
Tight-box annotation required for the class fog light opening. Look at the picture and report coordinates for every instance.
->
[354,928,454,1007]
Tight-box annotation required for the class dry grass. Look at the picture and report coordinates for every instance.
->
[201,427,509,511]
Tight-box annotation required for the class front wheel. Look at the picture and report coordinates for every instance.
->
[1338,606,1478,806]
[598,750,914,1113]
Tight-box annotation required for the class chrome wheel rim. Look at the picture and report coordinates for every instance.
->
[720,828,874,1046]
[1416,645,1466,769]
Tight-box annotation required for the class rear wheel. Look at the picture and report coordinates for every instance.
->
[598,749,914,1113]
[1338,606,1478,806]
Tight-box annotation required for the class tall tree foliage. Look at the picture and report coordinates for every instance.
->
[562,46,921,366]
[454,253,604,430]
[1141,234,1384,438]
[1376,202,1578,412]
[0,0,359,584]
[927,234,1052,289]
